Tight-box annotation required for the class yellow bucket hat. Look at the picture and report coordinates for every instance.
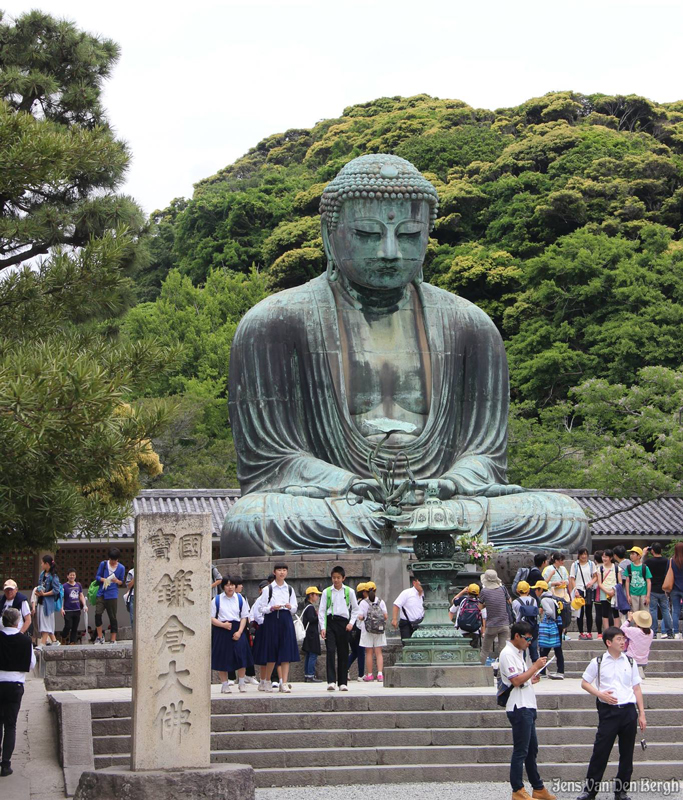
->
[571,595,586,610]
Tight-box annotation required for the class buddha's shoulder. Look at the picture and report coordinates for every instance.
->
[421,282,498,329]
[235,277,325,334]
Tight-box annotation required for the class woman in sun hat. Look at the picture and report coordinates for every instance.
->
[478,569,512,666]
[622,609,654,680]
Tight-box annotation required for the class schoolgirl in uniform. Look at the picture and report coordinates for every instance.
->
[250,578,270,690]
[258,564,299,693]
[211,577,254,693]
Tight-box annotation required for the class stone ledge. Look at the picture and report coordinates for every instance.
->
[74,765,255,800]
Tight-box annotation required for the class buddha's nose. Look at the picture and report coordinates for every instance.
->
[378,232,399,260]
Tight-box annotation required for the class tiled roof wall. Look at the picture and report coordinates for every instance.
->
[63,488,683,540]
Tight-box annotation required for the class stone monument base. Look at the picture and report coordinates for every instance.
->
[74,765,255,800]
[383,663,491,688]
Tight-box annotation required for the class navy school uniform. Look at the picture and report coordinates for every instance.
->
[211,592,254,672]
[258,581,300,663]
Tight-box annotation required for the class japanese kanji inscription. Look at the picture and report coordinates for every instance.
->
[132,512,211,771]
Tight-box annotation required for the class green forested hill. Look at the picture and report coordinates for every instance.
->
[129,91,683,497]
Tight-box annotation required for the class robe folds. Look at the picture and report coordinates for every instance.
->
[222,275,589,556]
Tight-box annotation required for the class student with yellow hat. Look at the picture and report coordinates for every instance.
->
[512,581,540,663]
[624,547,652,614]
[301,586,323,682]
[348,583,369,682]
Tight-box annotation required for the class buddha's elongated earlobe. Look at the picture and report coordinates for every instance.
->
[327,259,339,282]
[413,268,423,286]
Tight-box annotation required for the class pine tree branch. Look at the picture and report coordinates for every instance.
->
[0,243,50,271]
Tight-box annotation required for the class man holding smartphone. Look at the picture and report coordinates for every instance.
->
[576,626,646,800]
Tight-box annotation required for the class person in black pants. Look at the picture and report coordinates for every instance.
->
[576,626,646,800]
[318,566,359,691]
[0,607,36,777]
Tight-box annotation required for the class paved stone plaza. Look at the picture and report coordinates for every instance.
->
[8,674,683,800]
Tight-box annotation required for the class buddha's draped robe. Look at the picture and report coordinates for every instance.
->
[222,275,588,556]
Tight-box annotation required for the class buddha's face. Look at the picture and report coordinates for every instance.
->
[326,198,430,290]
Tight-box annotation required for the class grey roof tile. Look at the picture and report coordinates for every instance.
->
[63,488,683,542]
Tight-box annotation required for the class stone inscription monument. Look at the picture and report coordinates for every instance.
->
[74,512,255,800]
[132,513,211,770]
[222,154,589,558]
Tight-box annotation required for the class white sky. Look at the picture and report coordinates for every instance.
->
[4,0,682,214]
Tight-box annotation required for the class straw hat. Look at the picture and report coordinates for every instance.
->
[632,610,652,628]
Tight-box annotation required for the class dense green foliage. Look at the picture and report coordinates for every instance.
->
[0,11,170,552]
[137,89,683,497]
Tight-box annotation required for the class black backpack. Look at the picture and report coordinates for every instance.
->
[516,598,539,637]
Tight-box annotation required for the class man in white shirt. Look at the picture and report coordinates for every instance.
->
[319,565,358,691]
[0,580,31,634]
[0,607,36,776]
[391,576,425,641]
[499,622,555,800]
[576,626,646,800]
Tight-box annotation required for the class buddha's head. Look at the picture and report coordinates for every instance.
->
[320,154,439,291]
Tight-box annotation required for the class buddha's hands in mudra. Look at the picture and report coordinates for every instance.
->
[414,478,525,499]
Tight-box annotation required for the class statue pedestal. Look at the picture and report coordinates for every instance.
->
[384,663,491,688]
[74,765,255,800]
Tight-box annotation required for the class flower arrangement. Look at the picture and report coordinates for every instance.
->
[455,533,496,569]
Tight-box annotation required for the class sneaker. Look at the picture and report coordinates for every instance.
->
[238,682,247,693]
[258,681,266,692]
[327,682,337,691]
[564,634,572,641]
[221,682,232,694]
[548,672,565,680]
[676,633,683,640]
[263,684,274,692]
[0,765,13,777]
[271,681,279,689]
[665,633,675,640]
[279,683,291,693]
[247,676,260,685]
[363,674,375,682]
[377,672,384,682]
[52,640,60,647]
[587,633,593,639]
[309,676,323,682]
[653,633,657,639]
[227,679,235,686]
[356,676,365,682]
[339,684,349,691]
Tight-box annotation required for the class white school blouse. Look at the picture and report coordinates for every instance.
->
[213,593,250,622]
[259,582,298,615]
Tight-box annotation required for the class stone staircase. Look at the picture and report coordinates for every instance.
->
[89,686,683,787]
[560,638,683,679]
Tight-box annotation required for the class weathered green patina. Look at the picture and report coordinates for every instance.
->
[221,155,589,557]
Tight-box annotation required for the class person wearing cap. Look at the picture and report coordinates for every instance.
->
[0,581,31,634]
[301,586,323,682]
[535,580,565,680]
[513,581,540,663]
[348,583,368,682]
[450,584,483,647]
[623,547,651,614]
[576,626,646,800]
[622,610,654,680]
[0,606,36,777]
[392,576,425,642]
[478,569,512,666]
[498,621,554,800]
[542,552,571,640]
[357,581,388,682]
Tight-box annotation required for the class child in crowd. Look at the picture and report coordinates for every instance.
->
[357,581,388,682]
[301,586,322,682]
[622,609,654,680]
[61,568,87,645]
[258,564,299,693]
[319,565,358,691]
[211,576,253,694]
[512,581,540,662]
[595,549,617,636]
[623,547,652,613]
[450,583,484,648]
[348,583,368,681]
[535,580,564,680]
[227,581,259,686]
